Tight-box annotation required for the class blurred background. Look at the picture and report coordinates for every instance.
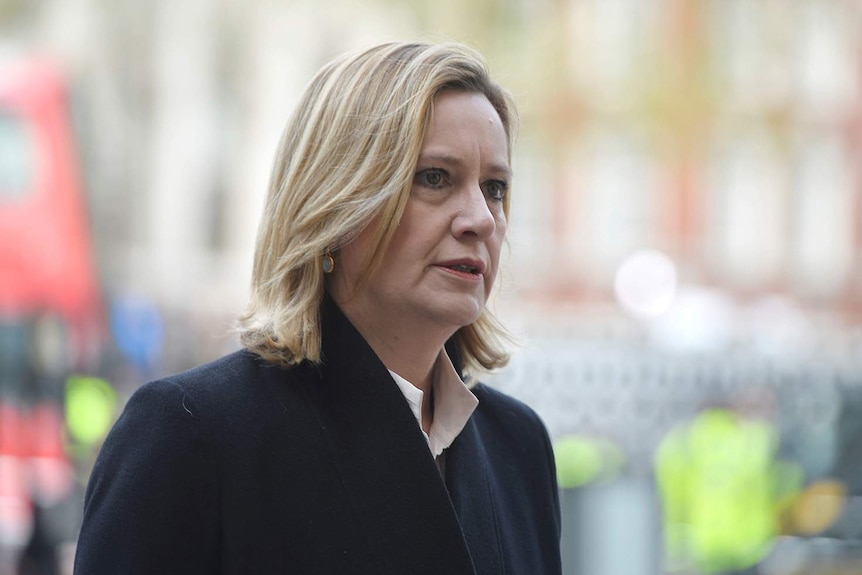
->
[1,0,861,573]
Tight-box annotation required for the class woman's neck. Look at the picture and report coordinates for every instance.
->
[332,297,455,393]
[362,325,441,395]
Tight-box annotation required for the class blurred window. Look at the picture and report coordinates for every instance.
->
[0,320,30,396]
[708,0,792,111]
[578,132,659,280]
[792,134,853,296]
[795,1,855,113]
[704,131,784,288]
[0,112,33,200]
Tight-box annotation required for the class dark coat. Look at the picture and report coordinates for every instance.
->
[73,299,562,574]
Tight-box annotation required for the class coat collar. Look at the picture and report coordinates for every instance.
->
[288,294,496,574]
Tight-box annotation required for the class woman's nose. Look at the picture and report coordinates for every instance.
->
[451,185,496,240]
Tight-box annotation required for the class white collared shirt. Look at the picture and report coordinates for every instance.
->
[388,350,478,459]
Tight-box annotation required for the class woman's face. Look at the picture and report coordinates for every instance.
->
[330,90,510,337]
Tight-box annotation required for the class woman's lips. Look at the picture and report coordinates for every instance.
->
[434,263,484,280]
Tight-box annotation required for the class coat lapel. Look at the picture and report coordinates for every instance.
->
[445,411,506,575]
[296,296,477,574]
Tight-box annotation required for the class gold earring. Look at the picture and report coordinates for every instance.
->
[322,250,334,274]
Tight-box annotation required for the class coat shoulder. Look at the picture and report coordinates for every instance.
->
[470,382,549,434]
[154,349,309,413]
[121,349,318,453]
[160,349,276,393]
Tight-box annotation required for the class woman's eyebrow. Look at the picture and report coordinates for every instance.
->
[417,152,512,177]
[417,152,460,166]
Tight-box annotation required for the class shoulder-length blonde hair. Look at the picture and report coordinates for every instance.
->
[238,41,518,375]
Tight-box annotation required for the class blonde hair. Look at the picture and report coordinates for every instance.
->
[238,41,518,374]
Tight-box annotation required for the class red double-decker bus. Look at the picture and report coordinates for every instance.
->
[0,57,101,348]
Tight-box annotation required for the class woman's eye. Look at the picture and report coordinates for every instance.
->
[415,169,447,189]
[483,180,508,201]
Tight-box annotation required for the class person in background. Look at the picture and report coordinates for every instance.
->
[17,503,59,575]
[73,41,561,575]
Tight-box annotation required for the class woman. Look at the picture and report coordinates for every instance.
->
[74,41,561,575]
